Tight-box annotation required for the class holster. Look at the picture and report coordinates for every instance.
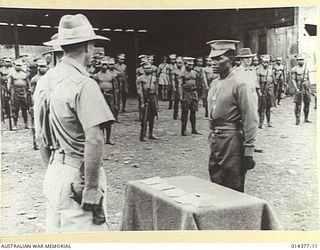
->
[70,182,106,225]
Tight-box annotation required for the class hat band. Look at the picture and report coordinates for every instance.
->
[59,24,96,41]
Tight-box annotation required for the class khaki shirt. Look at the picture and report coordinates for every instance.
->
[34,56,114,158]
[233,64,259,107]
[207,71,257,156]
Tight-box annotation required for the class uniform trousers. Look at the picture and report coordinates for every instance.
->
[208,129,246,192]
[43,157,107,233]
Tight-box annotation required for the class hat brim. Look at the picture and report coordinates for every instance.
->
[43,35,110,46]
[209,49,229,58]
[235,53,257,58]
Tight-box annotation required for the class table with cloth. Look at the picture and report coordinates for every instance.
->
[120,176,282,230]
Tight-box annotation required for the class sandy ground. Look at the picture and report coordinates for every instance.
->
[1,96,318,235]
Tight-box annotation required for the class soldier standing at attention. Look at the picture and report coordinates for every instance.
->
[207,40,257,192]
[203,57,218,118]
[168,54,177,109]
[7,59,31,130]
[172,56,184,120]
[157,56,170,101]
[252,55,260,71]
[291,54,312,124]
[180,57,201,136]
[115,53,128,112]
[136,55,148,77]
[94,57,117,144]
[30,58,48,150]
[148,55,158,76]
[136,62,159,141]
[256,55,276,128]
[107,58,121,122]
[0,58,13,120]
[272,57,286,105]
[34,14,114,233]
[194,57,206,111]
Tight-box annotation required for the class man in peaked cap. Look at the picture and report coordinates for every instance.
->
[136,55,148,78]
[203,57,219,118]
[272,57,287,105]
[33,14,113,233]
[136,61,159,141]
[93,57,118,144]
[172,56,184,120]
[29,58,48,150]
[0,57,13,121]
[157,56,170,101]
[115,53,129,112]
[194,56,208,117]
[180,57,201,136]
[7,58,31,130]
[168,54,177,108]
[207,40,257,192]
[148,55,158,76]
[291,53,312,124]
[256,55,276,128]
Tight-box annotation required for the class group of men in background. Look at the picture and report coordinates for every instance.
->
[1,13,316,233]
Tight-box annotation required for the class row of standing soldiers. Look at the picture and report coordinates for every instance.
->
[233,53,314,127]
[136,54,215,140]
[0,57,49,149]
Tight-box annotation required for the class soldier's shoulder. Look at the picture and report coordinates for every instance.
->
[137,74,145,81]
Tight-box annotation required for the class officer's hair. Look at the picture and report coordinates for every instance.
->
[61,41,90,55]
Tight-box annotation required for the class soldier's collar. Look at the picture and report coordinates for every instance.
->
[61,56,90,77]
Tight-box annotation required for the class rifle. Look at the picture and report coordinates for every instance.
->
[7,97,12,131]
[5,82,12,130]
[141,75,154,138]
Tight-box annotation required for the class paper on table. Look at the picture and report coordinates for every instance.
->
[172,193,216,207]
[172,194,197,205]
[140,176,162,185]
[150,182,176,191]
[190,193,216,208]
[163,188,187,197]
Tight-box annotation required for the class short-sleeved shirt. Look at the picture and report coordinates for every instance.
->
[34,56,114,159]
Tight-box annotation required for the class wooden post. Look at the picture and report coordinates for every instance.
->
[13,18,20,59]
[134,33,139,71]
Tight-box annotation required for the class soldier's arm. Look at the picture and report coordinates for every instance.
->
[170,69,176,90]
[136,78,144,103]
[26,77,31,91]
[202,70,208,89]
[82,125,104,207]
[237,82,258,157]
[179,75,184,99]
[291,68,298,91]
[7,75,12,93]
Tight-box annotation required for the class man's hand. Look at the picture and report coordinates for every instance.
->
[243,156,255,170]
[81,188,103,211]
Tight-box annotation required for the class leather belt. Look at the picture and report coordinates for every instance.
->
[209,120,243,131]
[50,150,84,170]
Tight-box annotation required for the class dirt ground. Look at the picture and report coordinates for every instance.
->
[1,96,319,235]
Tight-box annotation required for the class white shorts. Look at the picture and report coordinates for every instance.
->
[43,159,108,233]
